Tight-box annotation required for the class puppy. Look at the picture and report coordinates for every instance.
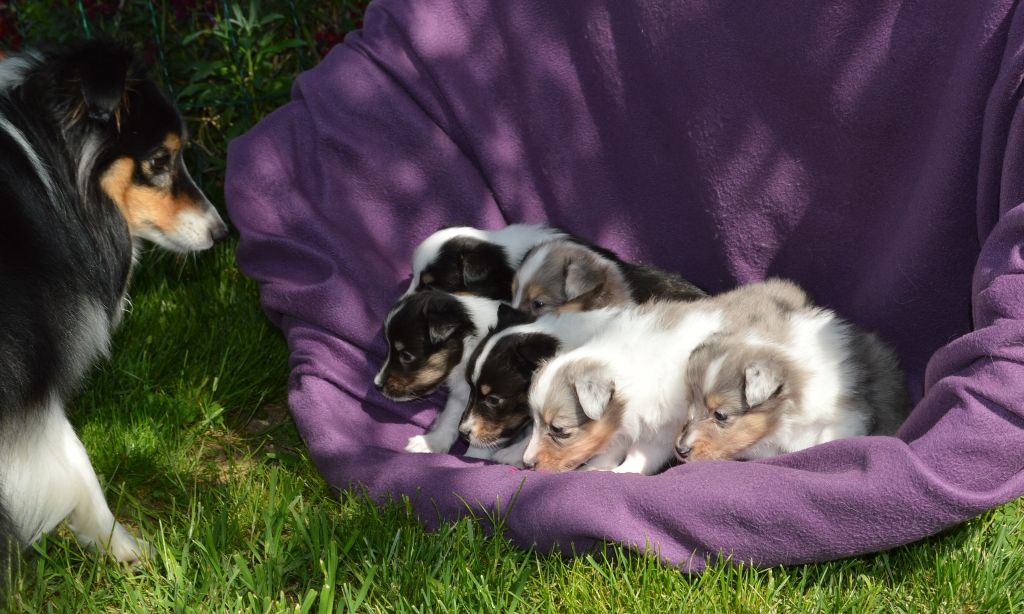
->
[374,289,501,455]
[675,286,910,462]
[523,302,725,474]
[406,224,565,300]
[459,304,623,459]
[0,41,227,573]
[512,238,705,316]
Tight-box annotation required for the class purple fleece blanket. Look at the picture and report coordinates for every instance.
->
[225,0,1024,570]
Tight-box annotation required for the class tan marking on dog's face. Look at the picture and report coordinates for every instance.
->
[554,301,585,313]
[382,349,451,397]
[530,358,624,471]
[685,411,777,461]
[99,155,205,237]
[704,393,725,412]
[480,384,492,396]
[420,272,434,286]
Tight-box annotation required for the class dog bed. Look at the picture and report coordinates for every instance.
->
[225,0,1024,570]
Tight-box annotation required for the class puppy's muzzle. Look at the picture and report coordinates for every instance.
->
[674,433,691,461]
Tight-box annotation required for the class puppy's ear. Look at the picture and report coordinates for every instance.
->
[743,361,784,407]
[497,302,533,329]
[426,308,463,345]
[573,366,615,421]
[460,252,491,285]
[72,43,133,125]
[564,257,605,302]
[511,334,558,377]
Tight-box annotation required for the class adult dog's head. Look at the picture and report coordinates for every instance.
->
[37,41,227,252]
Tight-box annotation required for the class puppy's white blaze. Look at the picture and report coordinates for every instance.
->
[0,399,146,561]
[702,353,728,393]
[511,242,552,306]
[472,308,621,383]
[0,114,58,207]
[458,295,502,333]
[406,224,564,296]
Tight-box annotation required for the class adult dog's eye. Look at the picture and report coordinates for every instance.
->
[482,394,502,409]
[398,350,416,365]
[713,411,728,422]
[530,299,545,313]
[148,153,172,174]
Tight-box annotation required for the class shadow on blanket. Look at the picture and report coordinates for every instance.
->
[226,0,1024,570]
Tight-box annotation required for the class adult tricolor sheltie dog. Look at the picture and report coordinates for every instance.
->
[0,40,226,576]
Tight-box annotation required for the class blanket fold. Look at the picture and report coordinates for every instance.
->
[227,0,1024,570]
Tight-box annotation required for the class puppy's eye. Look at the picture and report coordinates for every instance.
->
[530,299,546,313]
[713,411,728,423]
[482,394,502,409]
[549,424,571,440]
[147,153,172,175]
[398,350,416,365]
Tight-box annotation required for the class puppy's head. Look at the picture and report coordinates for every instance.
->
[523,356,624,471]
[460,321,559,448]
[411,232,514,300]
[374,290,473,400]
[512,240,629,316]
[54,41,227,252]
[674,340,792,462]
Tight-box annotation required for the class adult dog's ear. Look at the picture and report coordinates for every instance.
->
[72,42,133,125]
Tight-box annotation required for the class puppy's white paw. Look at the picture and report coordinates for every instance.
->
[405,434,444,453]
[491,445,525,467]
[107,523,151,566]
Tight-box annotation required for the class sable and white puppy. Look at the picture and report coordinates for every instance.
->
[405,224,565,300]
[674,286,910,462]
[374,289,501,455]
[523,302,725,474]
[512,238,705,316]
[459,305,623,459]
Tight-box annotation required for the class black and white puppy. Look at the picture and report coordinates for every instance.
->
[512,238,705,316]
[405,224,565,300]
[0,41,227,573]
[374,289,501,456]
[459,304,622,457]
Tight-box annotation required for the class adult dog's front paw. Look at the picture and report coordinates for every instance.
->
[107,523,152,566]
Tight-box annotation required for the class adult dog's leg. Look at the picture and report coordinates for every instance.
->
[0,400,148,564]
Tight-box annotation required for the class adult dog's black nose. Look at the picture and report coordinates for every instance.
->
[210,219,229,242]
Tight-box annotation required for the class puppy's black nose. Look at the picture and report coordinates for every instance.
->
[374,380,385,393]
[210,220,230,243]
[458,423,471,437]
[675,444,690,460]
[523,459,536,470]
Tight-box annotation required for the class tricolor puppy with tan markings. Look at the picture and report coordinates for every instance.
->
[374,289,502,457]
[406,224,565,300]
[459,305,624,464]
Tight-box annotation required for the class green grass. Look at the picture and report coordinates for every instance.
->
[2,244,1022,613]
